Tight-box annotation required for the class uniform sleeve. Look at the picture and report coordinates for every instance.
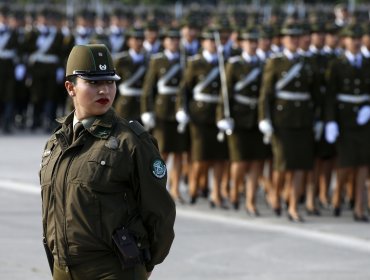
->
[258,58,275,122]
[176,58,194,112]
[324,60,339,122]
[131,134,176,272]
[141,58,158,113]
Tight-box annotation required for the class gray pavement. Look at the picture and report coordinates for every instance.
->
[0,133,369,280]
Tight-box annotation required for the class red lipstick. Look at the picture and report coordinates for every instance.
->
[96,98,109,105]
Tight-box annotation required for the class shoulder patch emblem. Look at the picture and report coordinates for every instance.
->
[151,158,167,179]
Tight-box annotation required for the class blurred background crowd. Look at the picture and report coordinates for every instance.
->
[0,1,369,223]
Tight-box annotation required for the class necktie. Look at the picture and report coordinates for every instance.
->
[73,122,84,142]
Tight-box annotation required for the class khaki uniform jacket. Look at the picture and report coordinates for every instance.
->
[141,53,182,121]
[325,54,370,127]
[114,52,148,120]
[40,109,175,272]
[25,27,64,71]
[221,56,263,128]
[177,54,221,125]
[259,54,319,128]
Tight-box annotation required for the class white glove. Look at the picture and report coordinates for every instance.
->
[259,119,273,136]
[176,110,189,124]
[14,64,26,81]
[259,119,274,144]
[357,105,370,125]
[217,118,234,133]
[141,112,155,130]
[313,121,324,141]
[56,67,65,84]
[325,121,339,143]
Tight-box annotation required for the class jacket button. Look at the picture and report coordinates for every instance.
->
[353,106,358,112]
[295,81,301,87]
[122,235,127,240]
[100,161,106,166]
[295,101,301,107]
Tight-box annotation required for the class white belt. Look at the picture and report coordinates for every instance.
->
[118,84,142,96]
[276,90,310,101]
[29,53,59,64]
[0,49,16,59]
[337,93,370,104]
[193,92,219,103]
[234,94,258,106]
[158,86,178,95]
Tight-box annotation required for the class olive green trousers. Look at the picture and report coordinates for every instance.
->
[53,255,147,280]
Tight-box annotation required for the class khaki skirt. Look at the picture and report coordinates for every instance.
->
[189,123,229,161]
[271,128,314,171]
[153,120,189,154]
[336,125,370,168]
[228,127,271,162]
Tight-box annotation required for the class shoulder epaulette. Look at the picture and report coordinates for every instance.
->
[270,52,283,59]
[128,120,146,136]
[228,56,242,64]
[189,54,201,62]
[152,53,165,60]
[113,51,129,61]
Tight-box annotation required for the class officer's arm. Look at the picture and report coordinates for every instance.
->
[141,58,158,114]
[324,60,338,122]
[176,58,194,112]
[258,58,275,122]
[132,134,176,272]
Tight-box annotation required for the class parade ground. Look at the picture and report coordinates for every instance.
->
[0,133,369,280]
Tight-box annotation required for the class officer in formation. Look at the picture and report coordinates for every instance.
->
[325,24,370,222]
[141,27,188,203]
[177,27,229,208]
[2,3,370,222]
[114,27,148,122]
[218,26,270,215]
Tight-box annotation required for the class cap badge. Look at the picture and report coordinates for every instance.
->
[99,64,107,70]
[98,52,103,57]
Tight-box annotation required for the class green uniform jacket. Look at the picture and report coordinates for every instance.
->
[177,54,221,125]
[220,56,263,128]
[114,52,148,120]
[40,109,175,272]
[325,55,370,127]
[259,54,320,128]
[141,53,182,121]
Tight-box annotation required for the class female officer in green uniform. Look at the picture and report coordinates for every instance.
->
[40,44,175,279]
[220,26,270,215]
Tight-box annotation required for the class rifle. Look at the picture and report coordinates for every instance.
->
[214,31,232,142]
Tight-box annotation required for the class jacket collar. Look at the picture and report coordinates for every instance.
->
[56,109,116,140]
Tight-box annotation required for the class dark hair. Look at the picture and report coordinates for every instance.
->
[65,75,77,84]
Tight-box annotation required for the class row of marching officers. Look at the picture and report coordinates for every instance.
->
[117,22,370,223]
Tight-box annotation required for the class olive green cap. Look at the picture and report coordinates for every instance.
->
[239,26,260,40]
[201,27,219,40]
[280,23,303,36]
[340,23,363,38]
[259,25,274,39]
[126,27,145,39]
[66,44,120,81]
[162,27,181,39]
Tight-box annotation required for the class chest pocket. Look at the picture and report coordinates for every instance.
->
[81,147,131,192]
[39,142,60,186]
